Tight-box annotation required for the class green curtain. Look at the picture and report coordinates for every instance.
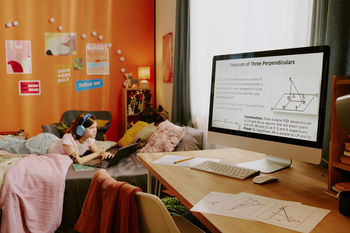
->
[171,0,192,126]
[310,0,350,166]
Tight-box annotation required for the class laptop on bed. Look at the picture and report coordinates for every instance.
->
[83,142,139,168]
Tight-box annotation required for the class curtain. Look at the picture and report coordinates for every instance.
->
[190,0,313,148]
[310,0,350,166]
[171,0,192,125]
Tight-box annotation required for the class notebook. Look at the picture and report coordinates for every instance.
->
[83,142,139,168]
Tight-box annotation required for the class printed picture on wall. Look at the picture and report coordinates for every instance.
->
[19,80,40,95]
[44,33,77,56]
[55,64,72,87]
[74,58,84,70]
[86,43,109,75]
[6,40,32,74]
[162,32,173,83]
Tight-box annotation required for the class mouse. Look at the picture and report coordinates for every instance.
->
[253,174,278,184]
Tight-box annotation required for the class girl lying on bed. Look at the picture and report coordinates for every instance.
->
[0,112,113,163]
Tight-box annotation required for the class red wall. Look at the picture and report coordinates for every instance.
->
[0,0,155,141]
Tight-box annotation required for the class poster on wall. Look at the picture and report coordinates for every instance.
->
[6,40,32,74]
[44,33,77,56]
[19,80,40,95]
[86,43,109,75]
[75,79,104,92]
[55,64,72,87]
[162,32,173,83]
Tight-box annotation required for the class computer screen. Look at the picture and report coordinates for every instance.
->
[207,46,330,173]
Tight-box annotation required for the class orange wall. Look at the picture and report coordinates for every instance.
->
[0,0,155,141]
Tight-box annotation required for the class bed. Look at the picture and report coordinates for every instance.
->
[0,148,150,233]
[0,121,203,232]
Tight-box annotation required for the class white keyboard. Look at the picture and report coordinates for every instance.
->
[190,161,259,180]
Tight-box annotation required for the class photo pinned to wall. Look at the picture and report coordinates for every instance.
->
[44,33,77,56]
[6,40,32,74]
[162,32,173,83]
[55,64,72,87]
[86,43,109,75]
[74,58,84,70]
[19,80,40,95]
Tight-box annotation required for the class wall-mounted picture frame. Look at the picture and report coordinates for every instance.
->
[162,32,173,83]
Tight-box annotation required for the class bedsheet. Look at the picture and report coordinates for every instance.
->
[0,151,72,233]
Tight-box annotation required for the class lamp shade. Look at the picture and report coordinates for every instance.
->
[138,66,150,88]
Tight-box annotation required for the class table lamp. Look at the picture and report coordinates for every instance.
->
[336,94,350,135]
[138,66,150,88]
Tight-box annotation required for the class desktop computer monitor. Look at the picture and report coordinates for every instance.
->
[207,45,330,173]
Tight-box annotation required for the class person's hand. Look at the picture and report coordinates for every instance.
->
[98,147,106,154]
[100,152,113,160]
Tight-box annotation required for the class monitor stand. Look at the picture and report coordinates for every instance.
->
[237,155,292,173]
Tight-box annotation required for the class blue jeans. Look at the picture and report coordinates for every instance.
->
[0,133,59,155]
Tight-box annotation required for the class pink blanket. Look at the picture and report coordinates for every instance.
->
[0,152,72,233]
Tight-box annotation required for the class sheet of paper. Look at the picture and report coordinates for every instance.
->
[151,155,221,167]
[191,191,330,233]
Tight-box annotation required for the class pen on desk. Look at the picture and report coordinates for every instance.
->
[174,157,195,164]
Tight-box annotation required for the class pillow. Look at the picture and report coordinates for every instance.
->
[96,119,110,127]
[139,120,185,153]
[130,124,157,149]
[95,140,117,151]
[118,121,149,147]
[174,126,203,151]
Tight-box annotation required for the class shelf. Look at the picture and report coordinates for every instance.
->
[328,76,350,190]
[122,88,152,133]
[333,162,350,171]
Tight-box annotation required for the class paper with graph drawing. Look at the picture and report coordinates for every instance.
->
[191,192,330,233]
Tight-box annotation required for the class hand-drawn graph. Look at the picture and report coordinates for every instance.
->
[191,192,330,233]
[256,203,313,228]
[271,77,319,114]
[224,197,270,215]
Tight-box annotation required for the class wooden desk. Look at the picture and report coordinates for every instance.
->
[137,148,350,233]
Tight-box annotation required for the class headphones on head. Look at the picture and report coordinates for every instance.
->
[76,113,92,137]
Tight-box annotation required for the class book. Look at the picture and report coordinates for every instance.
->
[334,182,350,192]
[345,142,350,151]
[72,164,94,171]
[340,155,350,166]
[343,150,350,157]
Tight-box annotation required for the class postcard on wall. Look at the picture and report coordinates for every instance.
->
[55,64,72,87]
[86,43,109,75]
[6,40,32,74]
[18,80,40,95]
[44,33,77,56]
[162,32,173,83]
[74,58,84,70]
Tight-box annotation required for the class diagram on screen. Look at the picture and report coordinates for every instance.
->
[212,119,238,129]
[271,77,319,114]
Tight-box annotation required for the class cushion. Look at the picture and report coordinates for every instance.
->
[130,124,157,149]
[139,120,185,153]
[96,119,110,127]
[174,126,203,151]
[118,121,149,147]
[95,140,117,151]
